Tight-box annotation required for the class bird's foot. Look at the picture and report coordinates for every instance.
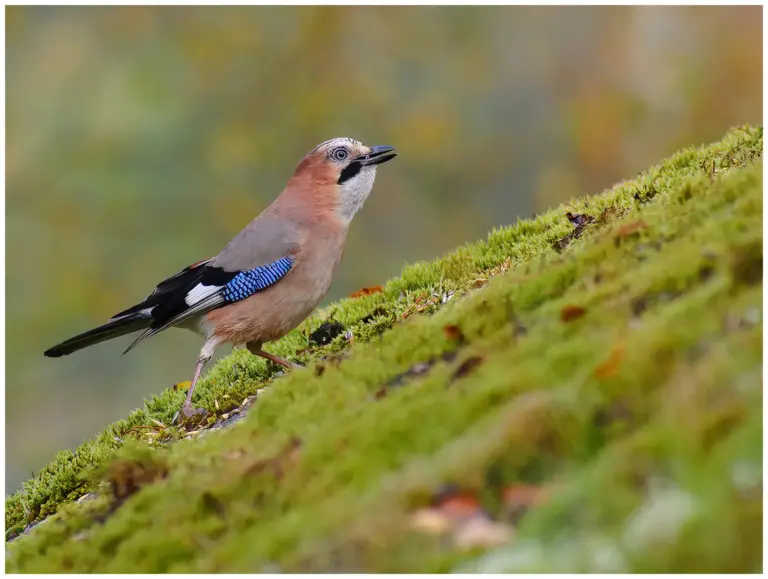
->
[181,403,207,419]
[247,344,304,370]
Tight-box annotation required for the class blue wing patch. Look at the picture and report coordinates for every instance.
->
[221,256,295,303]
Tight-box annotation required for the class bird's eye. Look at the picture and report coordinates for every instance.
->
[331,147,349,161]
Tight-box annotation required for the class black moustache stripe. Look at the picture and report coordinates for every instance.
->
[338,161,362,184]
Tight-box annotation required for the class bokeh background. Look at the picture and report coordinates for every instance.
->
[6,5,761,492]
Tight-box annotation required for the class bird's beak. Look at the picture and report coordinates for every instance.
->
[357,145,397,166]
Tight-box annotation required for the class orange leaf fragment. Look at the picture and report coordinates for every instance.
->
[595,344,625,378]
[443,324,465,342]
[615,220,648,238]
[435,493,484,519]
[502,484,550,509]
[560,305,587,323]
[349,286,384,298]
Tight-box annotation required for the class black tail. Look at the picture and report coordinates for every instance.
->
[44,313,152,358]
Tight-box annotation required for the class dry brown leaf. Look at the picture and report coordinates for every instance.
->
[443,324,466,343]
[560,305,587,323]
[106,458,168,504]
[451,356,484,381]
[453,516,514,549]
[410,508,452,535]
[595,344,625,378]
[615,220,648,238]
[435,493,484,519]
[502,484,550,508]
[349,286,384,298]
[566,212,596,227]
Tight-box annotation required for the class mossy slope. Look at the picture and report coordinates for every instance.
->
[6,126,763,572]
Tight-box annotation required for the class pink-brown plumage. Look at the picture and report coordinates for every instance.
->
[207,154,349,346]
[206,213,346,345]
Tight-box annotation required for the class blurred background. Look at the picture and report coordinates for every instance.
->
[6,6,761,492]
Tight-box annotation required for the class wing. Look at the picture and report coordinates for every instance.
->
[110,258,216,320]
[123,212,302,353]
[123,256,295,353]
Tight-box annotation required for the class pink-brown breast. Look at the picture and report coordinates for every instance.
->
[205,219,346,346]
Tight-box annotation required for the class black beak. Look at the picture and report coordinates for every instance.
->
[357,145,397,166]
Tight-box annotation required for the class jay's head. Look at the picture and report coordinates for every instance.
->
[294,137,397,224]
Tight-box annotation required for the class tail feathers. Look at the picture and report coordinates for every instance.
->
[44,313,152,358]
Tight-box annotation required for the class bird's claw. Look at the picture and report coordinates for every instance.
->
[181,404,207,419]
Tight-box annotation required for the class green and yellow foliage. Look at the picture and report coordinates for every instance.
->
[5,126,762,572]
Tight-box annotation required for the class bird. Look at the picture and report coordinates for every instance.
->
[44,137,397,418]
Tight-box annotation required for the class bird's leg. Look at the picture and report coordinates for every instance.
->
[181,354,211,418]
[180,337,221,419]
[246,341,303,369]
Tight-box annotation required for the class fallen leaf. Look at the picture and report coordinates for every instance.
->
[410,508,452,535]
[502,484,550,508]
[595,344,625,378]
[554,211,596,252]
[433,489,484,519]
[553,236,573,253]
[373,386,388,399]
[106,457,168,504]
[411,486,486,536]
[349,285,384,298]
[410,507,514,549]
[451,356,484,381]
[199,491,226,518]
[560,305,587,323]
[599,205,622,224]
[453,516,514,549]
[383,359,436,390]
[614,220,648,239]
[443,324,466,343]
[565,211,596,227]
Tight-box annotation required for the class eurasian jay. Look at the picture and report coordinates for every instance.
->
[45,138,397,418]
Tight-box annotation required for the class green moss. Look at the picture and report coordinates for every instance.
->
[6,125,763,572]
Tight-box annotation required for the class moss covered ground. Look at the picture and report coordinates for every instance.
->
[5,125,763,572]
